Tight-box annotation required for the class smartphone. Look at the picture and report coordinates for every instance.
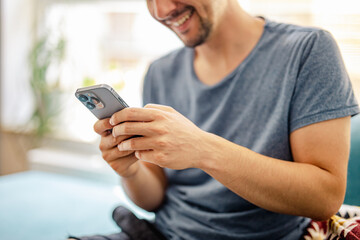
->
[75,84,128,119]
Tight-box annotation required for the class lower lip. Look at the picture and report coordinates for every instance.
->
[173,12,193,34]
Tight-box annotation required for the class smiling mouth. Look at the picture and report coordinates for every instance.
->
[165,8,195,28]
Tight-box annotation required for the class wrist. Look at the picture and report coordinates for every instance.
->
[196,132,224,172]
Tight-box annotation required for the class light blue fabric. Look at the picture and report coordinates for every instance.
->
[0,171,120,240]
[143,19,359,240]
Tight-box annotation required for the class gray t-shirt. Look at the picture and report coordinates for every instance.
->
[142,19,360,240]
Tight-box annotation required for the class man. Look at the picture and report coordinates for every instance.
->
[71,0,359,239]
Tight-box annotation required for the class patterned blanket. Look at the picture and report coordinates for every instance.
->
[303,205,360,240]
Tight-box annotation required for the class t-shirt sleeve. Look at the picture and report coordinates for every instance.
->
[289,30,359,132]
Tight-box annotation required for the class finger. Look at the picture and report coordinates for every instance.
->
[94,118,113,136]
[144,103,175,112]
[135,150,160,165]
[101,147,134,163]
[110,107,160,126]
[112,121,158,137]
[118,136,158,151]
[106,153,139,177]
[135,150,150,160]
[100,134,134,150]
[136,150,169,168]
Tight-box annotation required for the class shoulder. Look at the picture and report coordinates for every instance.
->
[263,19,340,68]
[264,19,337,52]
[265,19,332,39]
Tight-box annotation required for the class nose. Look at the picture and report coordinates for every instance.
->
[152,0,177,21]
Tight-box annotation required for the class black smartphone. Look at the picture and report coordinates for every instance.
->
[75,84,128,119]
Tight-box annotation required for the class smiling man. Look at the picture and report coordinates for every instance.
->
[70,0,359,240]
[150,2,212,47]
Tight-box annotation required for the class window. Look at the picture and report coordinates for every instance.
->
[2,0,359,143]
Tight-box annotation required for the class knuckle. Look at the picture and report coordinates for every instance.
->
[155,139,167,148]
[155,152,167,165]
[114,124,130,136]
[99,141,107,152]
[160,127,169,135]
[148,126,157,134]
[102,151,111,161]
[130,139,138,149]
[124,108,136,119]
[144,103,155,108]
[94,120,105,134]
[112,126,118,136]
[111,112,120,123]
[111,136,119,145]
[149,125,168,135]
[135,150,141,159]
[154,111,165,120]
[122,123,131,133]
[165,106,174,111]
[93,122,100,134]
[160,126,170,135]
[99,136,114,151]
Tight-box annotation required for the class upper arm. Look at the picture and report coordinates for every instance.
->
[290,116,351,187]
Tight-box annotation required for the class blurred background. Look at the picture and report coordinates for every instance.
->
[0,0,360,239]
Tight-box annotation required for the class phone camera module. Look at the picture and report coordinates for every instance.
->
[90,97,100,104]
[78,94,88,102]
[91,97,104,109]
[86,102,96,110]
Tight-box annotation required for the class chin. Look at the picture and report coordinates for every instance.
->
[183,24,212,48]
[179,32,208,48]
[183,39,206,48]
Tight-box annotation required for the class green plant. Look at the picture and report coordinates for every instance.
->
[29,35,66,138]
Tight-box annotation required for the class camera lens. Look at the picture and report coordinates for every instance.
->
[86,102,96,110]
[90,97,100,105]
[78,94,88,102]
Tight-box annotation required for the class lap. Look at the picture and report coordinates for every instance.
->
[68,206,166,240]
[68,232,130,240]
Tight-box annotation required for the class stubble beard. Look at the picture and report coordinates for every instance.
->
[181,17,212,48]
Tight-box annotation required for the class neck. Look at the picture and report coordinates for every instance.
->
[192,3,265,86]
[194,3,265,68]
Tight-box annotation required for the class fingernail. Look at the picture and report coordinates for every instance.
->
[118,142,129,151]
[109,118,114,126]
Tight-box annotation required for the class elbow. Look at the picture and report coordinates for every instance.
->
[310,186,345,221]
[132,189,166,212]
[312,202,342,221]
[310,170,347,221]
[129,193,165,212]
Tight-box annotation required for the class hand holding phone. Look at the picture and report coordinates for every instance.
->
[75,84,128,119]
[75,84,143,177]
[78,84,142,178]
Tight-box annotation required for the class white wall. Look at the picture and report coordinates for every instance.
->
[1,0,35,130]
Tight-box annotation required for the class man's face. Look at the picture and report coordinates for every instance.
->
[146,0,216,48]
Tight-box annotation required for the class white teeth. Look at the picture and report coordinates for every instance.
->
[167,9,193,27]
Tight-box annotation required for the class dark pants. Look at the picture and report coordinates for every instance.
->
[69,206,166,240]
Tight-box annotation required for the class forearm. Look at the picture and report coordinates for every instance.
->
[121,162,167,212]
[109,105,350,220]
[200,133,345,220]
